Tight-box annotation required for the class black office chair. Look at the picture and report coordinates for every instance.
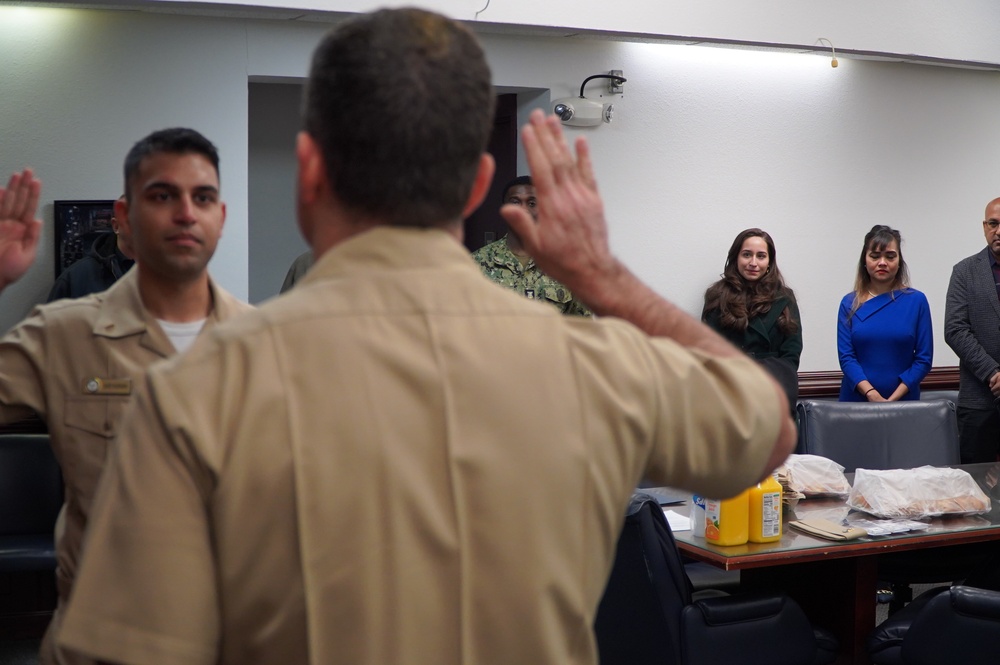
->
[868,585,1000,665]
[795,399,960,470]
[0,433,62,573]
[594,493,837,665]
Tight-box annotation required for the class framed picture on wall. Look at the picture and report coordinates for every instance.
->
[53,199,116,279]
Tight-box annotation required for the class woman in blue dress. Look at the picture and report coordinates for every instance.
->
[838,225,932,402]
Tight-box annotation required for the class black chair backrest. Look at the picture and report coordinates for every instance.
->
[594,493,692,665]
[919,389,959,405]
[0,433,62,535]
[680,592,818,665]
[796,399,959,472]
[901,586,1000,665]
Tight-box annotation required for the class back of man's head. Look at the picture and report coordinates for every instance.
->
[123,128,220,201]
[303,8,495,228]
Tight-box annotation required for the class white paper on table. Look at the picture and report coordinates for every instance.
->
[663,508,691,531]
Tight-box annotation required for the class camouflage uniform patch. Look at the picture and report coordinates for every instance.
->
[471,237,591,317]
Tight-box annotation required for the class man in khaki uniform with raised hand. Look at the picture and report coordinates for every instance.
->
[58,9,794,665]
[0,128,252,665]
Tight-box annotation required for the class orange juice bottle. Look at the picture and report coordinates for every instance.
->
[749,475,783,543]
[704,490,749,546]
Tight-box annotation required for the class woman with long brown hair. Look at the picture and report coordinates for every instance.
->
[703,228,801,405]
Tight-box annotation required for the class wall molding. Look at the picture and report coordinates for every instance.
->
[799,365,959,398]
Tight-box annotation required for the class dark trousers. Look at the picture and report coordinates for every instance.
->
[957,406,1000,464]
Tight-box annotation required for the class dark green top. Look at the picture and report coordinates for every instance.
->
[703,296,802,369]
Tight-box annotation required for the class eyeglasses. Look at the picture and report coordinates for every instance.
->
[985,219,1000,230]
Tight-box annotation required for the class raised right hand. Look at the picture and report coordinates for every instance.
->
[0,169,42,292]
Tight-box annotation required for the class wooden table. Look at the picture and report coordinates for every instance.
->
[671,463,1000,665]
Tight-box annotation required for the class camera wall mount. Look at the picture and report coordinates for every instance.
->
[552,72,626,127]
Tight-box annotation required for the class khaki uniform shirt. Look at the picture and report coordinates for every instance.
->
[61,227,780,665]
[472,235,591,316]
[280,250,314,294]
[0,269,251,663]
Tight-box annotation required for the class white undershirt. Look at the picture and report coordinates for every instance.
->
[157,318,207,354]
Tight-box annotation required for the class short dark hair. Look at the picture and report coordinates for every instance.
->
[123,128,220,201]
[502,175,533,201]
[303,8,495,228]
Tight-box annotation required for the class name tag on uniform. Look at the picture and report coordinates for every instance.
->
[83,377,132,396]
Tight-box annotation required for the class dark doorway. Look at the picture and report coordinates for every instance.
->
[463,93,518,253]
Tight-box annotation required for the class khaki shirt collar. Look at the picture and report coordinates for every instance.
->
[300,226,475,283]
[91,268,237,357]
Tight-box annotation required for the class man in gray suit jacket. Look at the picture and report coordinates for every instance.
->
[945,196,1000,463]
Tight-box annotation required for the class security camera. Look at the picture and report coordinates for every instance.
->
[551,97,607,127]
[554,103,574,122]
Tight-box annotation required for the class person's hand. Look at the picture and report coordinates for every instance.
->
[0,169,42,291]
[500,110,619,300]
[989,371,1000,397]
[866,389,887,402]
[885,382,910,402]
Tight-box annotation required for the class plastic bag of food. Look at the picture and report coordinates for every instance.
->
[776,454,851,498]
[847,466,991,519]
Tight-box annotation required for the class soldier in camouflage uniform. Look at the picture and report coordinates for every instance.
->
[472,175,591,316]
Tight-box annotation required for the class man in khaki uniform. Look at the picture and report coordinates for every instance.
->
[58,9,795,665]
[473,175,590,315]
[279,249,313,293]
[0,128,252,665]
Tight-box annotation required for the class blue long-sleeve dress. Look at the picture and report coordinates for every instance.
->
[837,288,933,402]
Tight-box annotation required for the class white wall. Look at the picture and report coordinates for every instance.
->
[3,4,1000,372]
[150,0,1000,66]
